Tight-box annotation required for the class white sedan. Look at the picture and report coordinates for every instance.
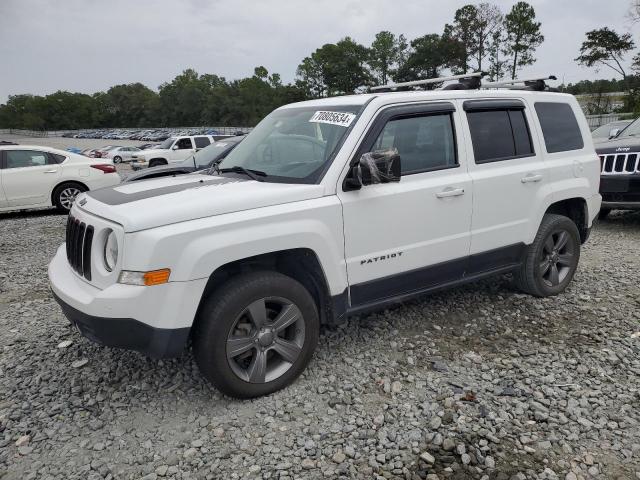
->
[0,145,121,213]
[102,146,142,164]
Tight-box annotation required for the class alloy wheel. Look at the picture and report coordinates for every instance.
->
[538,229,576,287]
[59,187,82,211]
[226,297,305,384]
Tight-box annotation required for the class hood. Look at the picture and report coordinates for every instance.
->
[124,164,194,182]
[79,174,325,232]
[594,136,640,154]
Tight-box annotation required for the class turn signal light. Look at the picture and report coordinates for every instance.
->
[143,269,171,286]
[91,164,117,173]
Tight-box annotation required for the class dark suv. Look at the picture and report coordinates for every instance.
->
[594,117,640,218]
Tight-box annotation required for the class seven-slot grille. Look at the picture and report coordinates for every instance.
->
[599,152,640,174]
[65,215,94,280]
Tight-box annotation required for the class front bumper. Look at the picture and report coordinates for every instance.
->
[600,175,640,209]
[48,245,207,358]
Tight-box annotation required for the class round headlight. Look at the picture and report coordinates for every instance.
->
[104,230,118,272]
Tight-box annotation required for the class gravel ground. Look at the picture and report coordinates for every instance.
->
[0,209,639,480]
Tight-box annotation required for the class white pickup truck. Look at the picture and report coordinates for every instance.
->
[130,135,215,169]
[49,74,601,398]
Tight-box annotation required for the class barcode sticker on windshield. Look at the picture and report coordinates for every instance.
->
[309,111,356,127]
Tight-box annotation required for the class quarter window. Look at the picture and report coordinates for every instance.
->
[5,150,51,168]
[370,113,457,174]
[467,109,534,163]
[535,102,584,153]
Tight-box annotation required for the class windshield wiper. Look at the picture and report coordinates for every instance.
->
[219,166,267,181]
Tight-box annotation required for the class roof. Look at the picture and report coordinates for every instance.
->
[281,88,576,110]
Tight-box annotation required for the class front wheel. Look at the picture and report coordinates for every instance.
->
[514,214,581,297]
[193,271,319,398]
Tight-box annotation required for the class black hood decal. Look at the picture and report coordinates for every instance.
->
[87,176,247,206]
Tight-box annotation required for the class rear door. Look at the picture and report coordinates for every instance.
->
[461,99,547,270]
[338,102,473,307]
[3,149,62,207]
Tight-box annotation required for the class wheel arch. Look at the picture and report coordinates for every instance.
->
[148,157,168,166]
[543,197,589,243]
[50,180,89,206]
[193,248,335,334]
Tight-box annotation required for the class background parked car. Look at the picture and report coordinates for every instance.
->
[0,145,120,212]
[125,135,245,181]
[103,146,142,163]
[591,120,633,143]
[129,135,215,169]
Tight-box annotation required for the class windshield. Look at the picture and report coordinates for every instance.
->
[217,105,362,183]
[191,141,239,168]
[159,137,176,149]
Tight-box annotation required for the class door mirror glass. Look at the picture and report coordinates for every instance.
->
[609,128,620,139]
[347,148,401,189]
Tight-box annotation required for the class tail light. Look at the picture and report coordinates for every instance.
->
[91,164,116,174]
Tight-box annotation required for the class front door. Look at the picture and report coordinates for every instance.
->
[2,150,61,207]
[338,102,473,308]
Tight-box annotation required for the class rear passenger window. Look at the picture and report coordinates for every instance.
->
[194,137,211,148]
[466,109,534,163]
[535,102,584,153]
[370,113,457,174]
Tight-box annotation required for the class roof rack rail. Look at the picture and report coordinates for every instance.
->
[482,75,557,91]
[370,72,484,92]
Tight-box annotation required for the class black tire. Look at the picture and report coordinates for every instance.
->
[113,156,122,164]
[598,208,611,220]
[193,271,319,398]
[149,159,167,168]
[513,214,581,297]
[52,182,87,213]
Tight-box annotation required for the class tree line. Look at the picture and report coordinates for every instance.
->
[0,2,546,130]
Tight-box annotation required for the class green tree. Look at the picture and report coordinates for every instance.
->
[395,34,462,84]
[444,4,478,73]
[504,1,544,79]
[297,37,371,97]
[368,31,408,85]
[576,28,635,86]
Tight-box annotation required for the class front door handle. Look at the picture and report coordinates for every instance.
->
[44,169,58,174]
[521,173,543,183]
[436,187,465,198]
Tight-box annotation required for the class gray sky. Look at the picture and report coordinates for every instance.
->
[1,0,638,102]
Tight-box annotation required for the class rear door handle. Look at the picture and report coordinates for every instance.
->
[521,173,543,183]
[436,187,465,198]
[44,169,58,174]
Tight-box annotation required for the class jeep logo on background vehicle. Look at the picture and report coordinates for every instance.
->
[48,73,602,399]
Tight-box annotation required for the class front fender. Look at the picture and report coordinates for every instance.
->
[123,196,348,296]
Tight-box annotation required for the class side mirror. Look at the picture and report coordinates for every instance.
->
[172,145,179,150]
[609,128,620,139]
[345,148,401,190]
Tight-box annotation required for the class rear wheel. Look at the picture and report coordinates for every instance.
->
[194,271,319,398]
[514,214,581,297]
[53,182,87,212]
[113,156,122,164]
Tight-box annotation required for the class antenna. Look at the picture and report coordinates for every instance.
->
[370,72,484,92]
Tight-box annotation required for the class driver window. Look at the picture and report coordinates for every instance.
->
[5,150,50,168]
[176,138,193,149]
[372,113,458,175]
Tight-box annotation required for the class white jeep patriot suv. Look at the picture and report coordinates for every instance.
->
[49,75,601,398]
